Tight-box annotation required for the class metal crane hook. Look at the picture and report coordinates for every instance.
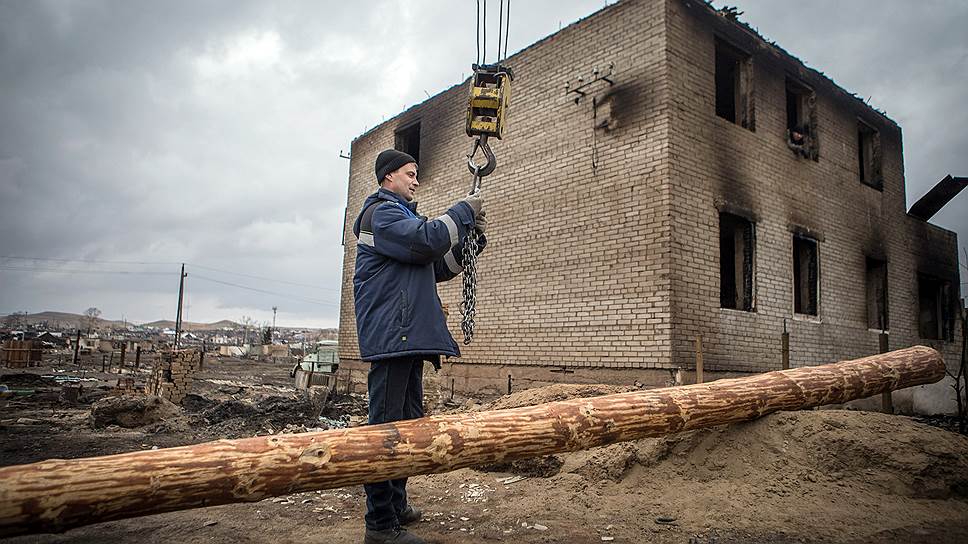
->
[467,135,497,182]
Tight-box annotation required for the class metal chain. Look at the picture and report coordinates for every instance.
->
[460,168,483,345]
[460,220,480,345]
[460,136,491,345]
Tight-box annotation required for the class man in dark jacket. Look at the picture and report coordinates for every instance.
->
[354,149,486,544]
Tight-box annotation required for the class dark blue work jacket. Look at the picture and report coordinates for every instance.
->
[352,188,485,361]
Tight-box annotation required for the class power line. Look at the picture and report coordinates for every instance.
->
[0,255,339,293]
[190,274,338,307]
[0,265,172,276]
[0,255,178,266]
[185,263,339,293]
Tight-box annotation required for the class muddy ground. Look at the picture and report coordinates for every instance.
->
[2,356,967,543]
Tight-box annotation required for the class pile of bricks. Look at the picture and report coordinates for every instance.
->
[114,377,137,395]
[144,349,200,404]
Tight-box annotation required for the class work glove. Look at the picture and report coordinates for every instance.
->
[462,188,484,217]
[474,210,487,234]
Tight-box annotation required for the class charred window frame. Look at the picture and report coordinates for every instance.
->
[719,212,755,311]
[394,122,421,165]
[792,235,819,316]
[785,78,818,160]
[857,119,882,190]
[714,38,755,131]
[918,274,953,341]
[865,257,888,331]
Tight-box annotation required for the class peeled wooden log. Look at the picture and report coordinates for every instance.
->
[0,346,944,537]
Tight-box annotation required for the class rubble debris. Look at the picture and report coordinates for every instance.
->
[307,386,329,417]
[89,395,182,429]
[78,387,115,405]
[478,455,563,478]
[191,395,318,438]
[0,385,32,397]
[458,482,493,503]
[319,392,367,419]
[58,385,82,404]
[41,375,98,383]
[317,416,349,429]
[180,393,217,413]
[199,399,257,423]
[0,373,60,388]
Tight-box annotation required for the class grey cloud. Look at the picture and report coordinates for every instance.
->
[1,0,965,326]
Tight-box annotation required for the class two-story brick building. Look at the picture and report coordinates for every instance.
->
[338,0,963,412]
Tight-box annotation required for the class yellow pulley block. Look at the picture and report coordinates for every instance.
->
[465,64,514,140]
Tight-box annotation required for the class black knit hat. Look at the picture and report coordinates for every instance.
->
[374,149,416,184]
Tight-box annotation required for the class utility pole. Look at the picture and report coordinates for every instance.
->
[272,306,278,343]
[72,330,81,366]
[174,263,187,350]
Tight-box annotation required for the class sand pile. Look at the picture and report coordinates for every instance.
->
[558,410,968,497]
[482,383,640,411]
[464,383,968,542]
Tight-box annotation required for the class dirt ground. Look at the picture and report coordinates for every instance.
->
[2,356,968,544]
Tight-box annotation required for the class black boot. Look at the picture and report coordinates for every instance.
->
[363,526,427,544]
[397,505,422,525]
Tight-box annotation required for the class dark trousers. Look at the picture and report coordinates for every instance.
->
[364,357,424,531]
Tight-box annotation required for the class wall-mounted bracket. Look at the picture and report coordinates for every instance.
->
[565,62,615,105]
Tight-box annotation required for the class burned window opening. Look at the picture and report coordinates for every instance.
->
[394,122,421,165]
[719,213,755,311]
[714,38,754,131]
[858,120,882,190]
[785,78,818,161]
[793,235,819,316]
[918,274,953,341]
[865,258,888,330]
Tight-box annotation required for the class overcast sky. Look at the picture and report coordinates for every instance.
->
[0,0,965,329]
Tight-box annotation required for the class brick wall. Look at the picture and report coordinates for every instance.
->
[665,1,962,374]
[145,349,200,404]
[338,0,963,390]
[340,0,675,371]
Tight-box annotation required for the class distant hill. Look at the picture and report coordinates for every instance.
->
[4,311,125,330]
[142,319,241,331]
[4,312,334,333]
[5,312,241,331]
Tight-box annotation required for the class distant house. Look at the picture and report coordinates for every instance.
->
[67,334,100,354]
[251,344,290,359]
[36,332,67,348]
[219,345,246,357]
[211,334,233,345]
